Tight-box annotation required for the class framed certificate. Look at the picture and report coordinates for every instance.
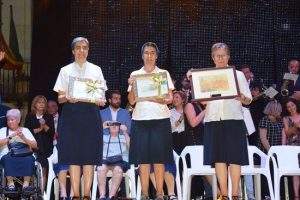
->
[68,76,105,102]
[133,72,169,101]
[191,67,240,101]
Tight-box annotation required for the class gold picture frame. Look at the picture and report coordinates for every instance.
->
[191,67,240,101]
[133,72,169,101]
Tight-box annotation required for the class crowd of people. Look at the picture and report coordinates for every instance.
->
[0,38,299,200]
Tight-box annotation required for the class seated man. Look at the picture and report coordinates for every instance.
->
[0,109,37,192]
[97,122,130,200]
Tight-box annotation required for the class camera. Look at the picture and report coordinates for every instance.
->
[107,121,121,126]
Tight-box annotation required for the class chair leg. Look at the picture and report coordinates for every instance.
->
[186,176,192,200]
[54,178,59,200]
[274,176,281,200]
[212,175,218,200]
[137,176,141,200]
[91,172,98,200]
[254,174,261,200]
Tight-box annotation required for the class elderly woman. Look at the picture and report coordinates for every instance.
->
[97,122,130,200]
[0,109,37,192]
[258,101,283,199]
[203,43,252,200]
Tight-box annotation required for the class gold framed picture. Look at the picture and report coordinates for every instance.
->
[133,72,169,101]
[191,67,240,101]
[68,76,105,102]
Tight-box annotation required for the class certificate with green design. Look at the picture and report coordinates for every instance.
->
[133,72,169,101]
[68,76,105,102]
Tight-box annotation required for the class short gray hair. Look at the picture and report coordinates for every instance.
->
[71,37,89,50]
[6,109,21,121]
[263,101,282,116]
[211,42,230,56]
[141,42,159,56]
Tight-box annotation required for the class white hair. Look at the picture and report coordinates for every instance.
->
[6,109,21,121]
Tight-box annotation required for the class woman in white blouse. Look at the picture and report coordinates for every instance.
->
[53,37,107,200]
[128,42,174,200]
[203,43,252,200]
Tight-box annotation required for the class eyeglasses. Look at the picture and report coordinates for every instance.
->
[214,54,228,59]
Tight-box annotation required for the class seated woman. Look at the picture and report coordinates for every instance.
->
[97,121,130,200]
[0,109,37,192]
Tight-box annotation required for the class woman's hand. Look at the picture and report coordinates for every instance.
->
[16,128,26,140]
[0,51,5,61]
[95,98,106,107]
[235,93,251,105]
[128,76,135,86]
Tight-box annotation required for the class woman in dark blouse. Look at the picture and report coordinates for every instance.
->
[25,95,54,192]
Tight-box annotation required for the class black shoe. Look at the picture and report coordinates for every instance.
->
[23,186,35,193]
[5,185,17,192]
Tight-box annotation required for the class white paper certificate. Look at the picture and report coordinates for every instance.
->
[68,76,105,102]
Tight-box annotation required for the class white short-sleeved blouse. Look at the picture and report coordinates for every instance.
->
[0,127,36,159]
[204,70,252,122]
[53,61,107,95]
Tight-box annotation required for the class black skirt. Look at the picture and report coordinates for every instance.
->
[203,120,249,166]
[57,102,102,165]
[129,118,173,164]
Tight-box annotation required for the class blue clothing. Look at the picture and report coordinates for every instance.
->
[294,76,300,91]
[100,107,131,135]
[0,104,10,129]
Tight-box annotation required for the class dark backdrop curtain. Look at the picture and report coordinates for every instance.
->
[30,0,71,102]
[30,0,300,103]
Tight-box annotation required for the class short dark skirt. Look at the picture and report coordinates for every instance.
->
[98,161,130,172]
[203,120,249,166]
[129,118,173,164]
[1,154,35,177]
[53,163,69,175]
[57,102,102,165]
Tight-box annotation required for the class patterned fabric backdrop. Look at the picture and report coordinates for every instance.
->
[31,0,300,101]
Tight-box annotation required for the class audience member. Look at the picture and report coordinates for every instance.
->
[25,95,54,192]
[97,122,130,200]
[100,90,131,136]
[282,98,300,200]
[47,100,72,200]
[0,109,37,192]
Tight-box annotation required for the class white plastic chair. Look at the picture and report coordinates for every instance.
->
[181,145,217,200]
[136,151,182,200]
[268,145,300,200]
[227,145,275,200]
[44,146,59,200]
[91,164,136,200]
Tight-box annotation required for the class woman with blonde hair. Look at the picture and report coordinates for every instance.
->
[25,95,55,192]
